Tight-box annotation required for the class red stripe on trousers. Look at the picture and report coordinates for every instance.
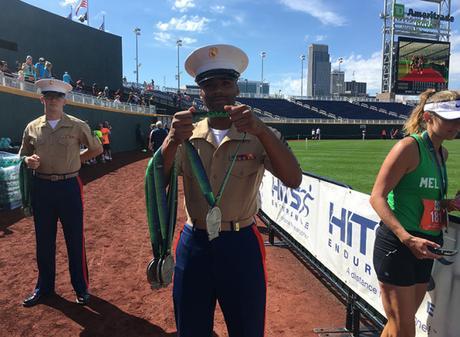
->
[252,224,267,337]
[77,176,89,289]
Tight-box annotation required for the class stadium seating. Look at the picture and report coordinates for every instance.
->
[236,97,331,119]
[364,102,413,118]
[297,99,402,120]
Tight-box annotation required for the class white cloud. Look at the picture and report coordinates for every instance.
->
[271,75,303,96]
[211,5,225,14]
[279,0,346,26]
[154,32,173,43]
[153,32,196,46]
[59,0,78,6]
[173,0,195,12]
[157,15,210,32]
[315,35,326,42]
[448,30,460,85]
[181,37,197,45]
[332,52,382,93]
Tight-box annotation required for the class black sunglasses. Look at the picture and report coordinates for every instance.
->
[42,91,65,99]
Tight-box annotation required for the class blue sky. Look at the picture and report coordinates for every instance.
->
[21,0,460,96]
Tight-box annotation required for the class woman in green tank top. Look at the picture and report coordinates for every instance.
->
[370,89,460,337]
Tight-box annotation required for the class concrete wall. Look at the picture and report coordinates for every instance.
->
[0,0,122,90]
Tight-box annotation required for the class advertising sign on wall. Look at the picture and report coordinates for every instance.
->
[259,171,460,337]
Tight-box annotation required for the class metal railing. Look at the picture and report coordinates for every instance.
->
[259,116,404,125]
[0,73,157,115]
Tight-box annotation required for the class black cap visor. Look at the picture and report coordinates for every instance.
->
[196,69,240,85]
[42,91,66,98]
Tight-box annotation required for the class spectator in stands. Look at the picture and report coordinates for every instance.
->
[92,83,98,96]
[114,95,121,103]
[43,61,53,79]
[22,55,36,82]
[370,89,460,337]
[148,120,167,153]
[103,86,110,99]
[63,71,72,84]
[0,60,11,76]
[101,121,112,161]
[35,57,46,79]
[75,80,84,93]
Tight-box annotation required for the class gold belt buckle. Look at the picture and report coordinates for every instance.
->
[50,175,59,181]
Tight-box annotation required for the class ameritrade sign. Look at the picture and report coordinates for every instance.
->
[259,172,460,337]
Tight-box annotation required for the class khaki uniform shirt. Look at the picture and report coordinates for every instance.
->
[176,118,279,229]
[19,113,102,174]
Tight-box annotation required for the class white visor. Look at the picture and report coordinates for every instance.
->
[424,100,460,120]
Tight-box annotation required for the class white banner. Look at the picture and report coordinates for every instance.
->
[259,171,460,337]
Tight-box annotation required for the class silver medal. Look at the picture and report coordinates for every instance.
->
[159,254,175,286]
[146,258,162,289]
[206,206,222,241]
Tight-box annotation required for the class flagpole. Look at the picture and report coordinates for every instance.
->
[87,0,89,26]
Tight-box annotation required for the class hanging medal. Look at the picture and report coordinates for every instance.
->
[184,129,246,241]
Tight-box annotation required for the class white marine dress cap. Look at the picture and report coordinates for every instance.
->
[35,79,73,94]
[185,44,249,84]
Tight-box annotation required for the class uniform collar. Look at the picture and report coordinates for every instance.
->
[38,113,72,128]
[190,118,247,146]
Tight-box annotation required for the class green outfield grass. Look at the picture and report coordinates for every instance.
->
[289,139,460,198]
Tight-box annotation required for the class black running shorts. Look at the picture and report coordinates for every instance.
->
[373,223,442,286]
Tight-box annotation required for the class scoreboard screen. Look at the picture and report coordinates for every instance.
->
[395,37,450,95]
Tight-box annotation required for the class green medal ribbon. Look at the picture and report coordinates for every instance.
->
[19,158,33,217]
[193,111,229,121]
[183,131,246,209]
[422,131,448,199]
[145,148,178,259]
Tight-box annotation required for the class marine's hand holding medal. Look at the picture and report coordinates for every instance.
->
[226,104,265,136]
[25,154,40,170]
[168,106,195,145]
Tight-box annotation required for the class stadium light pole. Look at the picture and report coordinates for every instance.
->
[300,54,305,97]
[260,51,266,95]
[176,39,183,94]
[134,27,141,86]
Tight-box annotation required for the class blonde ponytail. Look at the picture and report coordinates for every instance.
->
[403,89,435,135]
[403,89,459,135]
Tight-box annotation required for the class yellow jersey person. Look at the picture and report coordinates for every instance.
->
[161,44,302,337]
[20,79,102,307]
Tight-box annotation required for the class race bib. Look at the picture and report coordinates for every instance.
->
[419,199,447,231]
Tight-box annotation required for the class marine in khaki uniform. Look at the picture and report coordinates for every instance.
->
[161,44,302,337]
[20,79,102,307]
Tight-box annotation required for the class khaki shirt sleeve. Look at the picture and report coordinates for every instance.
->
[79,122,101,151]
[19,124,33,157]
[262,126,288,173]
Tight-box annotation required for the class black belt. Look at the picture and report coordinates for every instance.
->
[34,171,79,181]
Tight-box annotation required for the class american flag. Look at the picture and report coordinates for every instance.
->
[75,0,88,15]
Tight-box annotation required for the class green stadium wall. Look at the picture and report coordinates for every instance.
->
[0,0,122,90]
[266,122,405,140]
